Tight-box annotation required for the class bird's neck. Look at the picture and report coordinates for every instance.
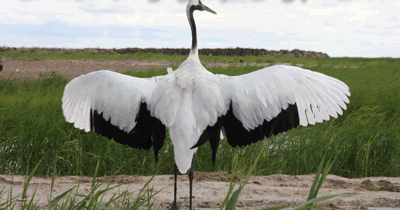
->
[187,6,198,56]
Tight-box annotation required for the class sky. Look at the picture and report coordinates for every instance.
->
[1,0,399,57]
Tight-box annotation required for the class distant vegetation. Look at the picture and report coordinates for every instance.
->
[0,53,399,178]
[0,46,329,58]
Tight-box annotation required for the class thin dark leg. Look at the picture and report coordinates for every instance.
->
[189,153,196,210]
[169,162,179,210]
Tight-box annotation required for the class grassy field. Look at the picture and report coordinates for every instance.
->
[0,53,399,178]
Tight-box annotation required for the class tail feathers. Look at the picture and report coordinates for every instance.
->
[173,143,197,174]
[170,122,198,174]
[169,89,200,174]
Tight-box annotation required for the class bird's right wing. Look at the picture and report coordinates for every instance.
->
[62,70,166,160]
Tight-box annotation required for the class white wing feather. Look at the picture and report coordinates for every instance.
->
[62,70,159,132]
[219,65,350,130]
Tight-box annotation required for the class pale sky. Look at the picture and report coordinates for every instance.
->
[1,0,399,57]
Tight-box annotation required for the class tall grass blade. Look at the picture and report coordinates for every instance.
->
[220,156,238,210]
[91,157,101,190]
[88,184,124,209]
[22,158,43,201]
[48,158,57,204]
[74,157,101,210]
[296,193,356,209]
[132,173,161,208]
[313,157,336,199]
[49,187,76,208]
[25,189,39,209]
[92,201,109,210]
[307,155,325,201]
[225,189,241,210]
[225,146,264,210]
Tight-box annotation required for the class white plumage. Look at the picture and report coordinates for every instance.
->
[61,1,350,209]
[220,65,350,130]
[63,70,157,133]
[62,53,350,173]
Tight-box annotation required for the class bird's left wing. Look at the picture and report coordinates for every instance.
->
[62,70,166,160]
[194,65,350,158]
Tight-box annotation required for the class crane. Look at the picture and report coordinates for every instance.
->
[62,0,350,209]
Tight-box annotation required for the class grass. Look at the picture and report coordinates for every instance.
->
[0,144,354,209]
[224,152,356,210]
[2,50,398,67]
[0,53,399,179]
[0,156,161,210]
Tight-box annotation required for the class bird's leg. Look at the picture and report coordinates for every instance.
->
[169,162,179,210]
[189,154,196,210]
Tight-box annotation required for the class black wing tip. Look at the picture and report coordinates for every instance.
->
[222,103,300,148]
[90,104,166,155]
[190,142,202,150]
[191,130,212,149]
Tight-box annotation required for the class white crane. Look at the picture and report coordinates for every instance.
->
[62,0,350,209]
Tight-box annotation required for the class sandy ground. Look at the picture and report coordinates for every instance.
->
[0,58,181,79]
[0,173,399,209]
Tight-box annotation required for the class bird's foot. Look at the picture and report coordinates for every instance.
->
[169,202,179,210]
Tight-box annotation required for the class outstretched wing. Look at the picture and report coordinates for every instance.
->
[62,70,166,161]
[193,65,350,164]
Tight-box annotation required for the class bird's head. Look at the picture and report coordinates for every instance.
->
[187,0,217,15]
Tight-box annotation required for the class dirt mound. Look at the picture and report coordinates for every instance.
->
[326,178,351,189]
[171,171,238,182]
[360,179,400,192]
[0,46,329,58]
[194,171,232,182]
[74,175,142,184]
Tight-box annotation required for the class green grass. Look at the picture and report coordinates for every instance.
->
[0,54,399,178]
[0,157,161,210]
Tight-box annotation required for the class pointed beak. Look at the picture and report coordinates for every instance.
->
[203,4,217,14]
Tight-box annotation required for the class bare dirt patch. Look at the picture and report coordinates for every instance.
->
[0,47,332,80]
[71,174,142,184]
[194,171,232,182]
[0,59,181,80]
[1,174,399,209]
[0,58,355,80]
[0,58,287,80]
[360,179,400,192]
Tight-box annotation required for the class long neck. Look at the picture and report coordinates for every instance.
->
[187,6,198,55]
